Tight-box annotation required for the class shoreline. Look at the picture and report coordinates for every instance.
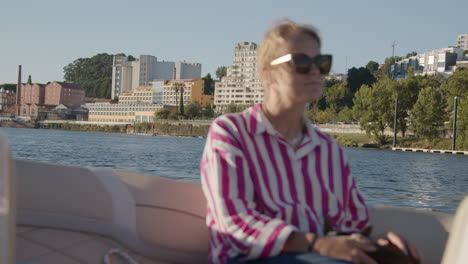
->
[1,121,467,152]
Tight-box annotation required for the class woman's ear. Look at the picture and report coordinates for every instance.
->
[261,66,274,86]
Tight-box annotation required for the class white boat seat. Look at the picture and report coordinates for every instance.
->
[369,205,452,264]
[441,195,468,264]
[0,132,16,264]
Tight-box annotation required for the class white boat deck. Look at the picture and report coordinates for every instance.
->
[16,225,169,264]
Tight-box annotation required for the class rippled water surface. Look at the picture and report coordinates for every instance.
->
[1,127,467,213]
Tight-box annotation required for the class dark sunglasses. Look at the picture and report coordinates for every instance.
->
[270,53,332,75]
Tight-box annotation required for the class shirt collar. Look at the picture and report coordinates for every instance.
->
[247,103,323,149]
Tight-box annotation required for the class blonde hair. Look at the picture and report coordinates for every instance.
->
[258,18,321,85]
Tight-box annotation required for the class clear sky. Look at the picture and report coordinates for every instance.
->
[1,0,467,84]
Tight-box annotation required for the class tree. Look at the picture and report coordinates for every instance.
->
[376,56,404,79]
[410,86,447,142]
[347,67,376,94]
[225,103,239,113]
[365,61,379,74]
[202,73,214,95]
[337,107,355,122]
[306,108,337,123]
[185,101,201,119]
[63,53,114,98]
[353,80,394,144]
[325,78,341,88]
[154,108,171,120]
[0,84,16,92]
[168,112,179,120]
[391,76,421,137]
[216,66,227,80]
[224,103,250,113]
[324,82,347,113]
[417,74,447,92]
[343,67,376,108]
[406,51,418,58]
[201,104,215,118]
[173,83,185,115]
[446,69,468,149]
[27,75,32,84]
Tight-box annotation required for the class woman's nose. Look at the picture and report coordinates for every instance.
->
[308,63,321,75]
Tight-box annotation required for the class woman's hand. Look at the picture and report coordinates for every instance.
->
[313,234,378,264]
[372,231,421,261]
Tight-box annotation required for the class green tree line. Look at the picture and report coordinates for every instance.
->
[63,53,122,99]
[307,58,468,149]
[0,84,17,91]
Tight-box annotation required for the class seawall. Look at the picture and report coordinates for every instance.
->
[32,120,210,137]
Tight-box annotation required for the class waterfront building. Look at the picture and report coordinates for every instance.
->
[86,99,163,123]
[44,81,85,106]
[456,34,468,51]
[0,88,16,115]
[152,81,164,105]
[47,104,88,121]
[16,81,85,120]
[119,86,155,105]
[21,83,46,105]
[162,79,213,107]
[87,78,211,123]
[111,55,202,99]
[214,42,263,113]
[17,83,47,119]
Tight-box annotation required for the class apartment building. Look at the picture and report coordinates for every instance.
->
[390,56,422,79]
[162,79,209,106]
[418,47,463,76]
[214,42,263,113]
[86,99,162,123]
[175,61,202,80]
[391,46,465,79]
[118,86,154,105]
[111,55,202,99]
[456,34,468,50]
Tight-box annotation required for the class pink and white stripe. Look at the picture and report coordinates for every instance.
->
[200,104,369,264]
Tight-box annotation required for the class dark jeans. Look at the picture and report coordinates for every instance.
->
[228,253,353,264]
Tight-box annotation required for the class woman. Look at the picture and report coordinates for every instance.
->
[200,19,420,264]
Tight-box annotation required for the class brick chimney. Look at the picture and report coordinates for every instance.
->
[16,65,22,116]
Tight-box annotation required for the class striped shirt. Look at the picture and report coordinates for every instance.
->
[200,104,369,264]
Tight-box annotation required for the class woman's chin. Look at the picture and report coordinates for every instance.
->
[304,90,322,101]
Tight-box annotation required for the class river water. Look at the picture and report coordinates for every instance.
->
[1,127,467,213]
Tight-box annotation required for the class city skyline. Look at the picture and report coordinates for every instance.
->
[1,0,467,84]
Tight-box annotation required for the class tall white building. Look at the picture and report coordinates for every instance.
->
[214,42,263,113]
[456,34,468,50]
[390,46,465,79]
[111,55,202,99]
[112,55,134,100]
[175,61,202,80]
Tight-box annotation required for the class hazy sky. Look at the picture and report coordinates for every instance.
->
[1,0,467,84]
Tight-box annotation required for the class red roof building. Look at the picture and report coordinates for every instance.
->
[45,81,85,107]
